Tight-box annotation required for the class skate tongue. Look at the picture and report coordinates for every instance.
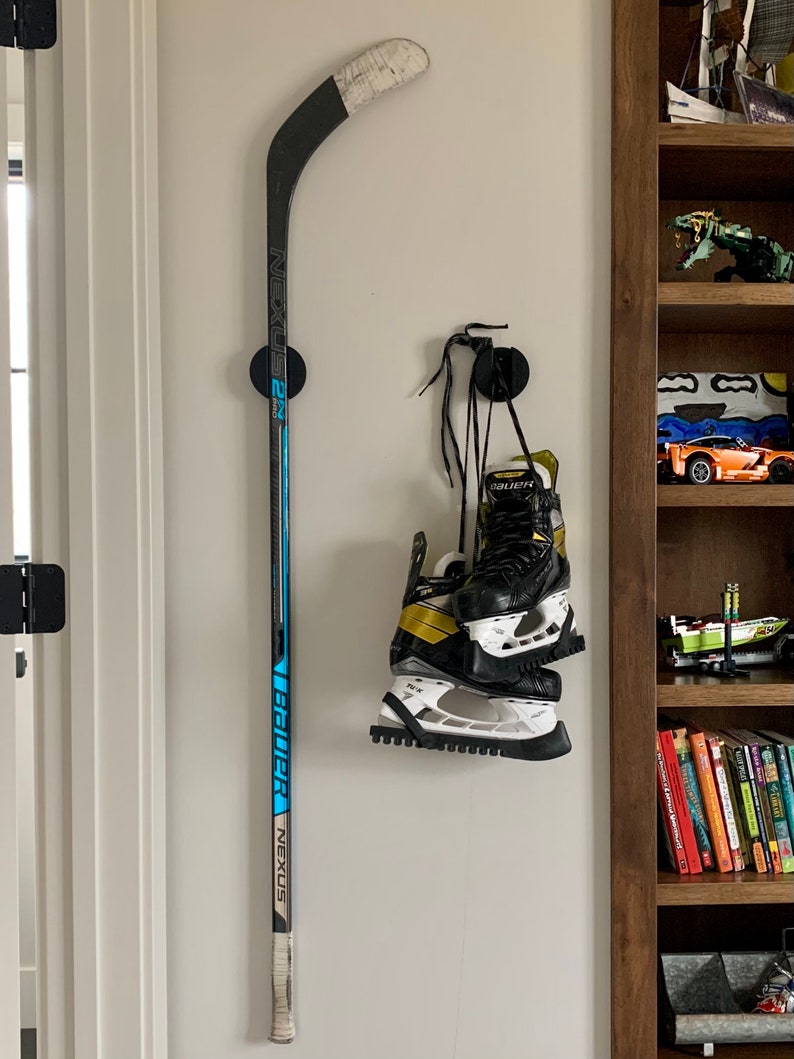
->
[484,450,557,505]
[483,466,540,510]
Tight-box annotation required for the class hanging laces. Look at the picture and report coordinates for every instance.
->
[420,323,541,563]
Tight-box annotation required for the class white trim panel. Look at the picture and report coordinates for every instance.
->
[27,1,166,1056]
[0,47,22,1059]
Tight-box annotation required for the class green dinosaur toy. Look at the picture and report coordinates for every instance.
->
[666,209,793,283]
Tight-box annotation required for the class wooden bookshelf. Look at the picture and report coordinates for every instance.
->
[612,4,794,1056]
[659,1046,794,1059]
[658,871,794,906]
[659,124,794,200]
[658,485,794,507]
[658,284,794,334]
[657,668,794,707]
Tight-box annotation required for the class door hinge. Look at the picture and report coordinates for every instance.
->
[0,563,65,635]
[0,1,56,50]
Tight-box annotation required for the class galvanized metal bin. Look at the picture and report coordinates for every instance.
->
[660,951,794,1046]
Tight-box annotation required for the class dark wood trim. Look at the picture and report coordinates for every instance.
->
[611,0,659,1055]
[657,485,794,508]
[658,124,794,149]
[656,667,794,707]
[658,283,794,334]
[657,870,794,906]
[658,123,794,200]
[659,1044,793,1059]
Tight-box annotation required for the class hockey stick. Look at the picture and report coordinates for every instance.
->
[250,39,429,1044]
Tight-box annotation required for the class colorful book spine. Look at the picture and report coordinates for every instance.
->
[747,743,783,874]
[774,741,794,845]
[707,735,744,872]
[758,734,794,851]
[742,743,775,873]
[656,733,688,874]
[724,739,766,873]
[688,729,732,872]
[758,742,794,873]
[722,745,750,868]
[659,729,702,873]
[671,725,714,870]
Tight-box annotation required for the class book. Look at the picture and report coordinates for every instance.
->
[720,731,766,873]
[655,733,688,874]
[670,723,714,870]
[706,733,744,872]
[722,740,750,869]
[745,742,777,873]
[757,738,794,874]
[687,727,732,872]
[726,729,782,874]
[757,732,794,848]
[659,728,702,873]
[747,740,783,875]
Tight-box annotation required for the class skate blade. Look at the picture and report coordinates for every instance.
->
[369,721,572,761]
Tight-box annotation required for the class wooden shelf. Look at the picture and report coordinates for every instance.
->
[658,870,794,906]
[659,1045,794,1058]
[658,485,794,507]
[657,668,794,707]
[658,283,794,333]
[615,11,794,1059]
[659,123,794,201]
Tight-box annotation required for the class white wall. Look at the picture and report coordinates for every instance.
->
[159,4,611,1057]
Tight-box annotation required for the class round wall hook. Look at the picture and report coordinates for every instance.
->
[250,346,307,400]
[472,345,529,402]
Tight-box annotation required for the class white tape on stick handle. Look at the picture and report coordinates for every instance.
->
[269,932,294,1044]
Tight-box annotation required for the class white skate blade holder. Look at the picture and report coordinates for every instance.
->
[379,675,559,742]
[464,591,574,660]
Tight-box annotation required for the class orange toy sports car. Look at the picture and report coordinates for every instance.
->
[658,435,794,485]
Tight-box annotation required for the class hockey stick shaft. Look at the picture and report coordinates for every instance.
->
[264,39,429,1044]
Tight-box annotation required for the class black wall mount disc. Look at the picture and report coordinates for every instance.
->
[473,345,529,402]
[249,346,307,399]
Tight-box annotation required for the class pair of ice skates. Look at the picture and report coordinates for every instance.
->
[371,450,585,761]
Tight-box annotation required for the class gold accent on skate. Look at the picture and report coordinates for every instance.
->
[554,527,567,557]
[398,603,458,643]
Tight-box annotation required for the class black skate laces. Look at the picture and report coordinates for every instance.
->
[475,502,551,578]
[419,323,547,566]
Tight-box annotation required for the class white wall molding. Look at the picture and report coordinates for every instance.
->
[0,47,23,1059]
[27,2,166,1055]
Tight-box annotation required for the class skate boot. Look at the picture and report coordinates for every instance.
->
[453,450,585,676]
[369,531,572,761]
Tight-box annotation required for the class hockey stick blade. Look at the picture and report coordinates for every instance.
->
[264,39,429,1047]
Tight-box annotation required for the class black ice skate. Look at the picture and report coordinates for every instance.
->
[453,450,585,674]
[370,531,571,761]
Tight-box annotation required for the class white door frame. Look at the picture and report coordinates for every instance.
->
[0,45,23,1059]
[25,1,166,1055]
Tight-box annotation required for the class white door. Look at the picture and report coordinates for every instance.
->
[0,45,22,1059]
[0,10,167,1056]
